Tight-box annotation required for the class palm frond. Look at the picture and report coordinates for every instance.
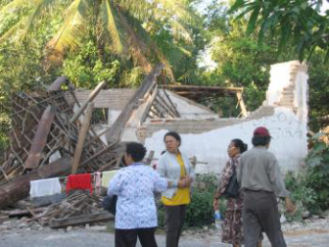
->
[116,7,152,73]
[117,0,192,43]
[0,0,33,16]
[99,0,124,53]
[114,0,151,20]
[47,0,91,54]
[156,0,190,20]
[0,16,29,43]
[167,18,192,43]
[0,0,38,41]
[20,0,56,40]
[155,0,192,42]
[118,7,176,80]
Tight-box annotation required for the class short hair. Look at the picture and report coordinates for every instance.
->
[231,139,248,153]
[164,131,181,146]
[126,142,147,162]
[252,136,271,146]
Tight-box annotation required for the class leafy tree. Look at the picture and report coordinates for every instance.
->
[0,0,193,80]
[0,0,203,154]
[307,49,329,130]
[197,1,328,125]
[199,3,296,114]
[230,0,329,61]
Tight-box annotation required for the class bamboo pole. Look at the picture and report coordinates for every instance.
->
[236,92,248,117]
[70,81,106,123]
[71,103,94,174]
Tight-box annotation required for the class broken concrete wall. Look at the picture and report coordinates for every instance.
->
[143,61,309,174]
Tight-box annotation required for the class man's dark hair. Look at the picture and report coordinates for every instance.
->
[232,139,248,153]
[252,136,271,146]
[126,142,147,162]
[164,131,181,146]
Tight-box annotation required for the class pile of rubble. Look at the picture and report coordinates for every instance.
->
[0,65,170,228]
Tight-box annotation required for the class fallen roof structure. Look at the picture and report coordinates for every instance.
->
[0,64,169,209]
[0,63,250,227]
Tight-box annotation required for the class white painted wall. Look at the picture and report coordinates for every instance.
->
[145,61,309,174]
[293,70,309,122]
[145,107,307,174]
[265,61,292,106]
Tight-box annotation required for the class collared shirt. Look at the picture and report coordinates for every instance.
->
[237,147,290,197]
[107,162,168,229]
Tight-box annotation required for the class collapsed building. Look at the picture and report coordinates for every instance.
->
[77,60,308,174]
[144,61,309,173]
[0,60,309,227]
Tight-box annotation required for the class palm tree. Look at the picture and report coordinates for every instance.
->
[0,0,193,80]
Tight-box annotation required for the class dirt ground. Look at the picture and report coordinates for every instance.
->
[1,216,329,247]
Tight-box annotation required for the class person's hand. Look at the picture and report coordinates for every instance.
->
[178,176,192,188]
[184,176,193,187]
[213,192,220,210]
[285,197,297,214]
[213,198,219,211]
[178,177,187,188]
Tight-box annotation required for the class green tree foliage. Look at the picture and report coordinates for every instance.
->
[200,3,295,113]
[0,0,201,155]
[230,0,329,61]
[210,20,277,110]
[198,1,328,125]
[307,50,329,130]
[0,0,195,80]
[62,40,122,88]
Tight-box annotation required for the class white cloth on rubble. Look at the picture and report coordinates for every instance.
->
[101,170,117,188]
[29,177,62,198]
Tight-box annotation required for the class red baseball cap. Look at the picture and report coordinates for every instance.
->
[253,126,271,137]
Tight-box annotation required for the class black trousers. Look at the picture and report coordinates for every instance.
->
[115,227,157,247]
[164,205,186,247]
[243,190,286,247]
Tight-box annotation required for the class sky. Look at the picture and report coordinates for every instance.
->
[322,1,329,14]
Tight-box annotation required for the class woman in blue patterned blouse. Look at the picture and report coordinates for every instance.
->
[107,142,182,247]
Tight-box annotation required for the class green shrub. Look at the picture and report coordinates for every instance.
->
[185,189,214,227]
[305,133,329,212]
[157,173,219,228]
[284,171,316,221]
[185,174,218,227]
[193,173,218,194]
[285,171,317,209]
[284,132,329,215]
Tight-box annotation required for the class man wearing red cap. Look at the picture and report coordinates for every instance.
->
[237,126,296,247]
